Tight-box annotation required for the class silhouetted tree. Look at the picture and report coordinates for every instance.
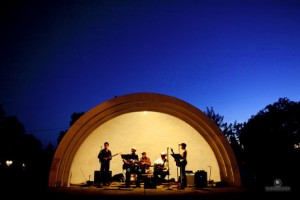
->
[205,107,244,139]
[0,107,44,188]
[0,115,42,161]
[39,143,55,187]
[57,130,67,146]
[205,107,254,186]
[204,107,244,155]
[239,98,300,188]
[0,104,5,119]
[205,107,225,129]
[57,112,85,145]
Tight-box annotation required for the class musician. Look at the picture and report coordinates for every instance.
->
[97,142,112,186]
[123,146,141,188]
[153,152,169,185]
[139,152,151,174]
[179,143,187,189]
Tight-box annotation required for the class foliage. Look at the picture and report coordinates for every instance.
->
[57,112,85,145]
[239,97,300,188]
[204,106,244,145]
[0,105,54,189]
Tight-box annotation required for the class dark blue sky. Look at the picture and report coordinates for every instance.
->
[1,0,300,147]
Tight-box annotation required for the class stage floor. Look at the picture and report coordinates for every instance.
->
[4,181,294,199]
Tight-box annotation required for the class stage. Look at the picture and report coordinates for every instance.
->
[3,181,294,199]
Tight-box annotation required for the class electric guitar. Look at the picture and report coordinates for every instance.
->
[99,152,120,163]
[170,148,181,167]
[122,159,140,169]
[109,153,119,159]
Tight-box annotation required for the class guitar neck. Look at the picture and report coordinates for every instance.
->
[171,148,175,154]
[109,153,118,159]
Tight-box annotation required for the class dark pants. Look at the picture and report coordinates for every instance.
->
[125,167,141,187]
[154,170,169,185]
[180,164,187,188]
[100,162,110,185]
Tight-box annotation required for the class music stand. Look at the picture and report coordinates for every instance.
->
[165,147,172,190]
[171,153,183,189]
[121,154,138,160]
[121,154,139,189]
[171,153,182,160]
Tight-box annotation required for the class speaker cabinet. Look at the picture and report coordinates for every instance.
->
[94,170,112,185]
[194,170,207,188]
[94,171,101,185]
[186,173,195,186]
[144,177,156,189]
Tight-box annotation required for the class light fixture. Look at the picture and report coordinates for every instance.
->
[6,160,13,167]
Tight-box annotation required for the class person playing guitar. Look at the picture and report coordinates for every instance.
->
[171,143,188,189]
[97,142,113,186]
[153,152,169,185]
[139,152,151,174]
[122,147,141,188]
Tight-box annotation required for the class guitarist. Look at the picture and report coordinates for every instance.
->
[179,143,187,189]
[153,152,169,185]
[139,152,151,174]
[123,147,141,188]
[97,142,112,186]
[171,143,188,189]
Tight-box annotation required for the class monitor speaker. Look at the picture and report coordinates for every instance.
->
[94,171,100,185]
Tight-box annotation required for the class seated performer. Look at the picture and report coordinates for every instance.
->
[153,152,169,185]
[139,152,151,174]
[139,152,151,182]
[122,147,141,188]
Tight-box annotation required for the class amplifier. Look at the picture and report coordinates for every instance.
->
[94,170,112,185]
[144,177,156,189]
[186,173,195,186]
[195,170,207,188]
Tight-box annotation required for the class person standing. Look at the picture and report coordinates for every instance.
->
[97,142,112,186]
[179,143,187,189]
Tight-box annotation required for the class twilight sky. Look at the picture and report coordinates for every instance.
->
[1,0,300,147]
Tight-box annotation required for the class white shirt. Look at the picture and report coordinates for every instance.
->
[154,157,169,171]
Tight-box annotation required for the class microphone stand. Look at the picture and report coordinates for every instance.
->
[208,166,212,185]
[166,147,172,190]
[177,144,184,190]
